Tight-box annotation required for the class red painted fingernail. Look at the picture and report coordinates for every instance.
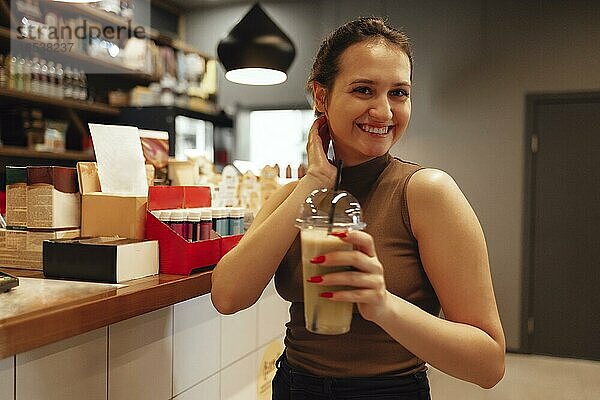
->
[329,231,347,238]
[310,255,325,264]
[307,276,323,283]
[320,292,334,298]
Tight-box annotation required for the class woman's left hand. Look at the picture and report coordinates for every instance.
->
[311,230,389,322]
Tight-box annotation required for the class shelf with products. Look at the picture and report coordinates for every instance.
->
[0,87,119,115]
[0,145,94,161]
[0,26,156,81]
[0,0,225,167]
[45,2,133,29]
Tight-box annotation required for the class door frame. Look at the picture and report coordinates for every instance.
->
[521,91,600,353]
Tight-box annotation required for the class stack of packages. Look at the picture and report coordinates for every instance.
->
[0,166,80,269]
[42,124,159,283]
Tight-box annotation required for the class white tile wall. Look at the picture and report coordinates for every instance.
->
[109,307,173,400]
[257,282,289,347]
[0,357,14,400]
[8,282,290,400]
[220,352,258,400]
[220,304,258,368]
[173,294,221,396]
[16,327,107,400]
[173,374,220,400]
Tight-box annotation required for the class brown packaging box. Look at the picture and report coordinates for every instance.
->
[78,162,147,240]
[26,166,81,229]
[0,228,79,270]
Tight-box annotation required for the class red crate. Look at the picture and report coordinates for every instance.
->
[145,186,242,275]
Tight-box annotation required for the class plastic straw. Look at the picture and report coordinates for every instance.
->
[327,159,343,234]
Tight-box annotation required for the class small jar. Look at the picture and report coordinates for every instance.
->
[187,209,201,242]
[170,209,186,238]
[229,207,244,235]
[200,208,212,240]
[213,207,229,236]
[159,209,171,228]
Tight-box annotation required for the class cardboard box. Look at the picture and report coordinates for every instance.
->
[0,228,79,270]
[82,193,147,239]
[145,186,242,275]
[43,237,159,283]
[26,166,81,229]
[78,162,147,240]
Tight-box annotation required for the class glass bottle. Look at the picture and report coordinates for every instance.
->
[72,68,81,100]
[0,54,6,89]
[15,56,24,91]
[79,69,87,101]
[55,63,64,99]
[47,61,57,97]
[40,59,49,96]
[63,66,72,99]
[31,57,41,94]
[23,57,32,92]
[8,54,16,90]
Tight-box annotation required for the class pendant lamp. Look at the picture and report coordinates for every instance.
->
[217,3,296,85]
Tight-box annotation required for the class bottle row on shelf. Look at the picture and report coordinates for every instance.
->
[0,53,88,101]
[150,207,248,242]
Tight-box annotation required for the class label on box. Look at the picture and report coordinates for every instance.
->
[27,184,53,228]
[6,183,27,227]
[5,230,27,251]
[27,184,81,229]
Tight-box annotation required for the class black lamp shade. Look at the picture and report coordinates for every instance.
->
[217,3,296,85]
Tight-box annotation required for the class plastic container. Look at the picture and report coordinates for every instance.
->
[229,207,245,235]
[295,188,365,335]
[212,207,229,236]
[200,208,212,240]
[187,209,202,242]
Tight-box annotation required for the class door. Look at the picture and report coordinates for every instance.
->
[524,93,600,360]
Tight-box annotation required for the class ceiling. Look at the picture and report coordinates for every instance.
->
[167,0,297,12]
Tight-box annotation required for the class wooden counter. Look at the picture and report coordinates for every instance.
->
[0,267,213,359]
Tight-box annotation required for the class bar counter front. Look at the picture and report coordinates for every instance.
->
[0,267,213,359]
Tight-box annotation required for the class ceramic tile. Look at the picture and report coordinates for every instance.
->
[109,307,173,400]
[220,304,257,368]
[257,289,289,348]
[16,328,107,400]
[0,357,14,400]
[174,374,220,400]
[220,352,258,400]
[173,294,221,395]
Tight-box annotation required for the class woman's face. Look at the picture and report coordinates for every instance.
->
[315,40,412,166]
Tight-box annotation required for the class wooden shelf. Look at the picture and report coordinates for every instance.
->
[121,105,233,128]
[0,146,94,161]
[0,87,120,115]
[46,2,131,28]
[0,27,155,81]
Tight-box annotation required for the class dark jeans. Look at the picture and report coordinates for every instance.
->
[272,354,431,400]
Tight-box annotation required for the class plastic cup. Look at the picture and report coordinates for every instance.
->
[295,188,365,335]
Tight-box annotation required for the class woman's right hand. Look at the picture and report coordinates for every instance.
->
[305,116,337,188]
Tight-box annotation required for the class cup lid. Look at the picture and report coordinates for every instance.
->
[295,188,365,230]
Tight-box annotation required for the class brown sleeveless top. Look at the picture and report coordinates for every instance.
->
[275,153,441,377]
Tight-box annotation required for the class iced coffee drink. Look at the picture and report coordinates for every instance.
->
[296,188,365,335]
[301,228,354,334]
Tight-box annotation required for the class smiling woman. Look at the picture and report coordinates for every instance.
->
[211,17,505,399]
[311,40,412,166]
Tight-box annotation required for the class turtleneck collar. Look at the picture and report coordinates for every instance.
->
[338,153,392,203]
